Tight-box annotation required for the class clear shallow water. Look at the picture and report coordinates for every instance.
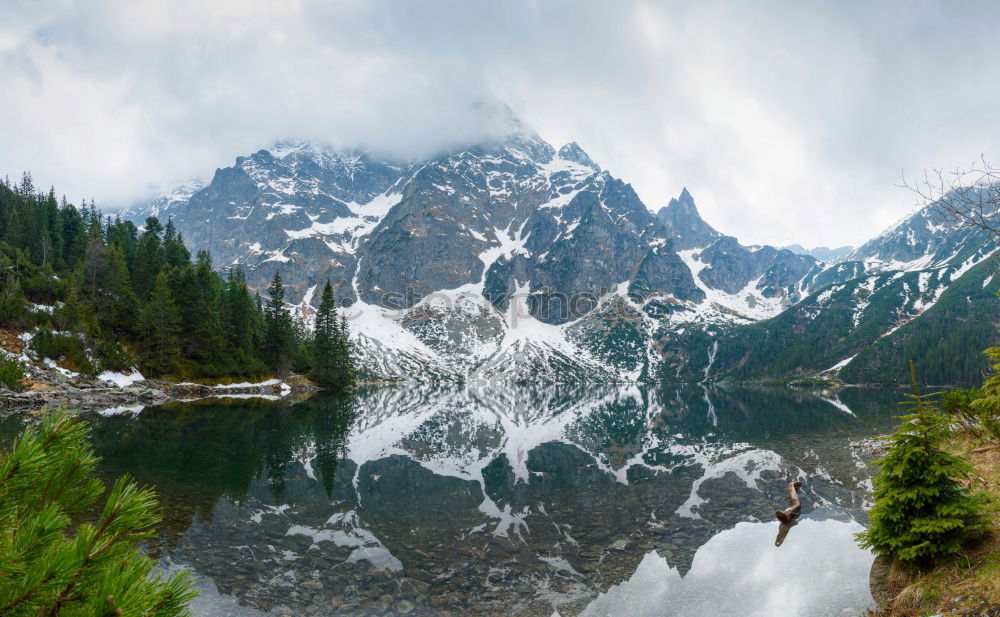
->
[26,384,904,616]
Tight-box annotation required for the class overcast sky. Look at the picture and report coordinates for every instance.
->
[3,0,1000,247]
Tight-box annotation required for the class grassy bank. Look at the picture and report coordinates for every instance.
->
[873,435,1000,616]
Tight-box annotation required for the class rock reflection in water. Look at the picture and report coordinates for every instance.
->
[79,383,901,617]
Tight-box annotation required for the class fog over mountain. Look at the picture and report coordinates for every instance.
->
[781,245,854,263]
[7,1,1000,246]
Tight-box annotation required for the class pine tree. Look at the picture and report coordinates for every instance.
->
[309,282,357,389]
[137,273,181,376]
[81,234,105,307]
[0,409,196,616]
[261,272,293,374]
[105,217,139,270]
[253,292,265,354]
[336,313,357,388]
[0,172,364,381]
[221,268,258,363]
[58,202,84,271]
[162,218,190,268]
[856,362,988,564]
[2,202,30,251]
[289,315,314,374]
[168,253,224,371]
[311,281,338,386]
[35,187,60,268]
[17,171,34,197]
[97,243,138,335]
[132,217,164,299]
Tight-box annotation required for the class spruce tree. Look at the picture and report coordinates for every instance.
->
[37,188,61,267]
[0,409,196,616]
[163,218,190,268]
[856,362,988,564]
[81,234,105,306]
[336,313,357,388]
[170,253,224,370]
[222,268,258,363]
[0,172,365,382]
[261,272,293,373]
[105,217,139,270]
[58,202,84,271]
[132,217,165,299]
[309,282,357,389]
[97,243,138,335]
[137,272,181,376]
[311,281,338,386]
[16,171,34,197]
[253,292,265,355]
[2,202,30,251]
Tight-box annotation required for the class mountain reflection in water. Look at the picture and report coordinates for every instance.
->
[72,383,901,617]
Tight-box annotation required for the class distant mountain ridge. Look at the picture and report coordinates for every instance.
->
[123,118,998,385]
[781,244,854,263]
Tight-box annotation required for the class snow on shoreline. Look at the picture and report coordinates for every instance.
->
[98,369,146,388]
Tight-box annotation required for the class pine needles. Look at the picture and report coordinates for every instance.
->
[0,409,196,616]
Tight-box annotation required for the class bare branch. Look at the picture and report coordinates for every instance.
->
[900,155,1000,241]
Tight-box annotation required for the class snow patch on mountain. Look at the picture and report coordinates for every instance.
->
[675,249,786,324]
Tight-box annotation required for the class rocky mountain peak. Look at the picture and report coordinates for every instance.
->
[655,188,721,250]
[557,142,600,171]
[266,138,329,159]
[123,179,207,224]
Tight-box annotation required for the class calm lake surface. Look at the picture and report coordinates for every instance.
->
[17,384,906,617]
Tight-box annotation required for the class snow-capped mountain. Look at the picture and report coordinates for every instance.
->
[848,194,994,271]
[123,119,998,385]
[668,195,999,385]
[125,179,207,222]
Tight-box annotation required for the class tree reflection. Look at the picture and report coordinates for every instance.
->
[86,393,357,548]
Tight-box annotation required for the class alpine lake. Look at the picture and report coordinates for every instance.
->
[3,383,907,617]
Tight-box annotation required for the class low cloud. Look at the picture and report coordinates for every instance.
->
[3,0,999,247]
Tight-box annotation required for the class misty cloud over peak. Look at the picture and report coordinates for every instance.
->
[4,0,1000,246]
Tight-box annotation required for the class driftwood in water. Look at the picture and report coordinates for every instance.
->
[774,480,803,524]
[774,517,798,547]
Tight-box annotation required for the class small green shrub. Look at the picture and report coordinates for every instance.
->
[941,387,999,440]
[857,363,989,565]
[941,388,984,415]
[0,356,24,390]
[0,274,26,329]
[942,388,986,426]
[970,347,1000,441]
[50,294,84,332]
[93,338,131,373]
[31,329,98,376]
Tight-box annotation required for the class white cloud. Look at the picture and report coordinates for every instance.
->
[2,0,999,247]
[581,519,874,617]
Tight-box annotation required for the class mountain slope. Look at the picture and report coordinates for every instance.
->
[839,257,999,385]
[125,120,998,384]
[659,211,998,385]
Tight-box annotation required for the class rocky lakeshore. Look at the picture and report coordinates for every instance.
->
[0,356,319,418]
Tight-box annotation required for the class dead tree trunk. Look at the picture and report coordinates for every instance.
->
[774,518,798,547]
[774,480,803,524]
